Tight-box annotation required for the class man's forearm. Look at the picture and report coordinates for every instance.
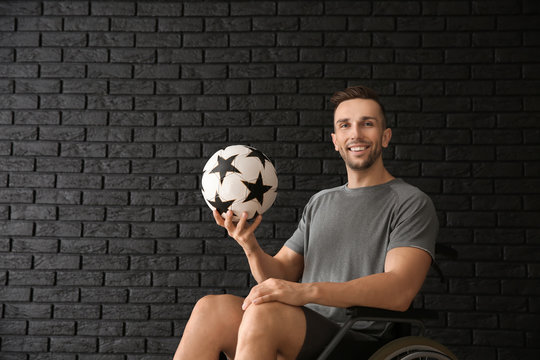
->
[307,272,415,312]
[244,245,290,283]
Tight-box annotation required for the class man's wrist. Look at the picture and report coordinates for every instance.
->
[243,241,262,257]
[301,282,321,305]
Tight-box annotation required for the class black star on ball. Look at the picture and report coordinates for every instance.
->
[210,155,241,183]
[246,147,271,168]
[242,172,272,206]
[208,193,234,215]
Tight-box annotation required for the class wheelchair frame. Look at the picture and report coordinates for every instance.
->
[316,244,458,360]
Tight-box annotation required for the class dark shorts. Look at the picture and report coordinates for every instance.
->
[297,307,392,360]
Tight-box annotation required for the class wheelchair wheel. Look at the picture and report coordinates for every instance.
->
[368,336,458,360]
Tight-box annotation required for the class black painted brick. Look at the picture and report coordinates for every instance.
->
[0,2,538,359]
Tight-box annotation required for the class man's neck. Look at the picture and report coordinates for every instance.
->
[346,163,395,189]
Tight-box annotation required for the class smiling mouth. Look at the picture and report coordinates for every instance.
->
[348,145,369,152]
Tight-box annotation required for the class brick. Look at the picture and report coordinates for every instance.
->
[17,79,60,94]
[64,17,108,31]
[33,287,79,302]
[57,174,101,189]
[0,94,38,109]
[1,336,49,352]
[16,48,61,62]
[63,111,107,126]
[104,175,148,189]
[42,32,87,47]
[11,205,56,220]
[0,320,26,335]
[157,80,201,95]
[132,159,177,174]
[201,271,247,287]
[87,64,131,80]
[77,320,123,336]
[449,312,498,329]
[472,195,521,210]
[0,126,37,140]
[156,144,200,158]
[41,94,85,109]
[0,32,39,46]
[4,303,52,319]
[373,64,419,80]
[64,48,108,63]
[422,1,469,15]
[131,255,177,270]
[35,221,81,237]
[129,288,176,303]
[63,79,107,94]
[56,271,103,286]
[252,48,298,62]
[277,1,322,15]
[473,64,521,79]
[81,287,128,303]
[88,95,133,110]
[39,126,84,141]
[50,336,97,353]
[102,304,149,320]
[28,320,75,336]
[0,253,32,269]
[36,190,81,205]
[156,239,203,255]
[0,189,33,203]
[83,222,129,238]
[277,32,322,47]
[12,238,58,253]
[58,206,104,221]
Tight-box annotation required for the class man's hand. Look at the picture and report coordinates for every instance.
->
[241,278,313,310]
[213,210,262,253]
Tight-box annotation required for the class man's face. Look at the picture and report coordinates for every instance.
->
[331,98,391,172]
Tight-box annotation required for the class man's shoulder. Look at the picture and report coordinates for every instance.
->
[388,179,435,210]
[310,185,346,201]
[301,185,346,211]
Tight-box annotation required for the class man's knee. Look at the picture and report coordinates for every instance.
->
[240,302,304,335]
[192,294,243,320]
[238,302,306,357]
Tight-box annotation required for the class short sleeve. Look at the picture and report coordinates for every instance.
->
[387,192,438,260]
[284,202,310,255]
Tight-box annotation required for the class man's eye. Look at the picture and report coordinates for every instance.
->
[340,123,349,128]
[365,122,374,127]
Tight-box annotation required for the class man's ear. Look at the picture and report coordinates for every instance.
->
[382,128,392,148]
[331,132,338,151]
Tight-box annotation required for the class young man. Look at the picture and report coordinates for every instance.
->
[173,85,438,360]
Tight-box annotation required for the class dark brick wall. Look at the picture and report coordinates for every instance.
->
[0,1,539,359]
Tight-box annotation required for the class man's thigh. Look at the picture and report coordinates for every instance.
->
[297,307,385,360]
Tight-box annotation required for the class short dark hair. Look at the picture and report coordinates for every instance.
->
[330,85,387,128]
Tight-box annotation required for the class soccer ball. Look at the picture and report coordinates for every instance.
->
[201,145,278,221]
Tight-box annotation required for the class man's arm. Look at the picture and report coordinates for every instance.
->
[243,246,432,312]
[214,210,304,284]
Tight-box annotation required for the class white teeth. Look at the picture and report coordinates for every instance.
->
[350,146,366,151]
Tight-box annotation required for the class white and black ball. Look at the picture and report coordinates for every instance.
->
[201,145,278,221]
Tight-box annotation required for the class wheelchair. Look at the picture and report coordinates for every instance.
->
[218,244,458,360]
[315,305,458,360]
[317,243,459,360]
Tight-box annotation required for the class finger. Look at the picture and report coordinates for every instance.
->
[249,214,263,231]
[236,211,248,231]
[223,210,235,231]
[213,210,225,226]
[242,284,261,310]
[252,294,273,305]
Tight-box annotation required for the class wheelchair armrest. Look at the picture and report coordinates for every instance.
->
[346,306,439,321]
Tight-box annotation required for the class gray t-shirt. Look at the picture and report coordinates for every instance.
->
[285,178,438,327]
